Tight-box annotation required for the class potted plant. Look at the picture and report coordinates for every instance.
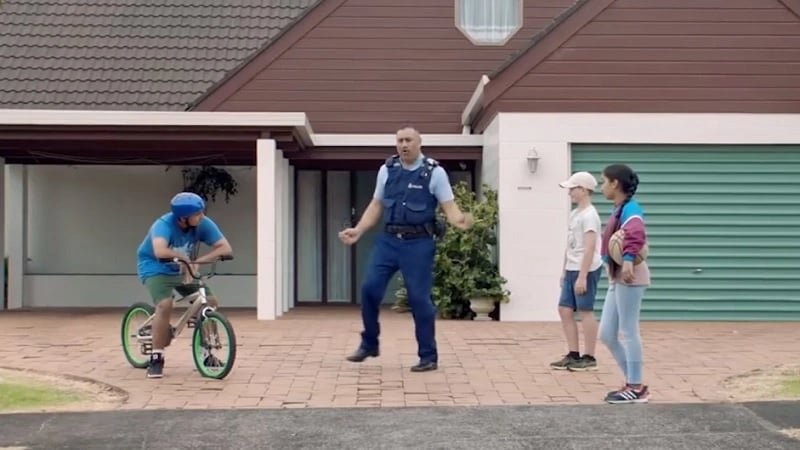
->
[391,275,409,313]
[179,166,239,204]
[431,181,510,320]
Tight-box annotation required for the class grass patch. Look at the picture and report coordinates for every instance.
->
[782,378,800,396]
[0,378,85,412]
[723,364,800,402]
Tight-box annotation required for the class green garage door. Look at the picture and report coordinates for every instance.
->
[572,144,800,321]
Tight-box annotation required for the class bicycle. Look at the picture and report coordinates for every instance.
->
[120,255,237,380]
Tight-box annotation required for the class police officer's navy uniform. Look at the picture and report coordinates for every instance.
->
[348,154,444,371]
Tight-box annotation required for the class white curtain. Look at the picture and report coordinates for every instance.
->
[458,0,521,44]
[326,171,352,302]
[296,171,322,301]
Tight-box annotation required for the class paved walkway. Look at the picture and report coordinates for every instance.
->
[0,307,795,410]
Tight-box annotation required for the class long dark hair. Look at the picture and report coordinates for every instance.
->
[603,164,639,225]
[603,164,639,278]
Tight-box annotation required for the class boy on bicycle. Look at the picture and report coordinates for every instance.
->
[136,192,233,379]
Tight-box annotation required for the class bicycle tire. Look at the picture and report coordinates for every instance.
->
[191,310,237,379]
[121,302,155,369]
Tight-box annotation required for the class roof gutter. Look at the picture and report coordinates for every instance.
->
[460,74,490,135]
[0,109,483,148]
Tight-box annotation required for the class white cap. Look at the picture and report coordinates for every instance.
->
[559,171,597,191]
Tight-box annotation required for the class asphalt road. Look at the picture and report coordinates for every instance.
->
[0,401,798,450]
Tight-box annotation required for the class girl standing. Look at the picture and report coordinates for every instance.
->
[598,164,651,404]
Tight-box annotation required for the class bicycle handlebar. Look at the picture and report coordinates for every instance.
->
[158,255,234,280]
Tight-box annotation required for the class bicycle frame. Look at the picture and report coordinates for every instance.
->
[133,256,229,342]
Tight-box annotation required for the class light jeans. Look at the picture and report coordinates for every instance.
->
[598,282,646,384]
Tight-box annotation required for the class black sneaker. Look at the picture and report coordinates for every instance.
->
[147,353,164,378]
[204,354,224,367]
[605,385,649,404]
[567,355,598,372]
[550,354,579,370]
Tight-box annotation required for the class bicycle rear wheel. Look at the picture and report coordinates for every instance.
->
[121,302,154,369]
[191,311,236,379]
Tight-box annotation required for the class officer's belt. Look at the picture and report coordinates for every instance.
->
[385,224,431,239]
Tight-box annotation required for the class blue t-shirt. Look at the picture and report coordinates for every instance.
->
[136,212,224,281]
[373,154,455,203]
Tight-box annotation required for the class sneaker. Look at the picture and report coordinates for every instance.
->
[567,355,598,372]
[550,354,579,370]
[204,354,224,368]
[605,385,649,404]
[607,383,631,398]
[147,353,164,379]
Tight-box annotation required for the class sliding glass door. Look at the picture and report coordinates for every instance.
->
[325,171,353,303]
[296,171,323,303]
[294,167,473,305]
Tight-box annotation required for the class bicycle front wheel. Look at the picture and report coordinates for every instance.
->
[191,311,237,379]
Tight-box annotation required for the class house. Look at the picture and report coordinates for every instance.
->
[1,0,799,321]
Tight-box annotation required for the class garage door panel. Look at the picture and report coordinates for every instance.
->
[644,196,799,205]
[572,144,800,321]
[646,300,800,312]
[654,236,799,247]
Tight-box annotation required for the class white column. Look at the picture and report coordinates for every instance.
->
[256,139,277,320]
[274,149,284,318]
[288,165,295,309]
[281,157,291,313]
[0,159,5,310]
[5,165,26,309]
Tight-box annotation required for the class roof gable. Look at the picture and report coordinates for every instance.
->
[190,0,348,111]
[482,0,613,108]
[190,0,580,133]
[473,0,800,131]
[0,0,317,110]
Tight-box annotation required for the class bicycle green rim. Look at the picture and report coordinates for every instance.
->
[192,316,232,378]
[122,306,151,367]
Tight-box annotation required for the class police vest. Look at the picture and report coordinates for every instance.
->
[381,155,439,226]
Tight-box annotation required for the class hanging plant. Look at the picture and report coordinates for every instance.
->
[179,166,239,204]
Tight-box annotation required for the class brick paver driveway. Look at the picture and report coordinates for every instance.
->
[0,307,794,410]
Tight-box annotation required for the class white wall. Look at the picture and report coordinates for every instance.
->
[22,164,259,307]
[489,114,568,322]
[491,112,800,322]
[480,118,500,190]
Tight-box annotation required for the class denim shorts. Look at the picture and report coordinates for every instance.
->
[559,268,602,311]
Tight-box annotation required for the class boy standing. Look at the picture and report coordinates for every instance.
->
[550,171,603,371]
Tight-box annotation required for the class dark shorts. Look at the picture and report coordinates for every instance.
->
[559,268,602,311]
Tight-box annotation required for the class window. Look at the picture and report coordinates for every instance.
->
[456,0,523,46]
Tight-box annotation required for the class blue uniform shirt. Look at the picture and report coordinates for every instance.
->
[373,154,454,203]
[136,212,224,281]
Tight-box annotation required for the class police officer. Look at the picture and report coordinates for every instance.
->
[338,125,473,372]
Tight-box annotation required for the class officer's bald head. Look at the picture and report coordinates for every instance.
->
[396,125,422,164]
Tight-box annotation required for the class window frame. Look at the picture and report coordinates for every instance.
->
[454,0,524,46]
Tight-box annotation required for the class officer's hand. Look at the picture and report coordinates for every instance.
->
[455,212,474,230]
[338,227,361,245]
